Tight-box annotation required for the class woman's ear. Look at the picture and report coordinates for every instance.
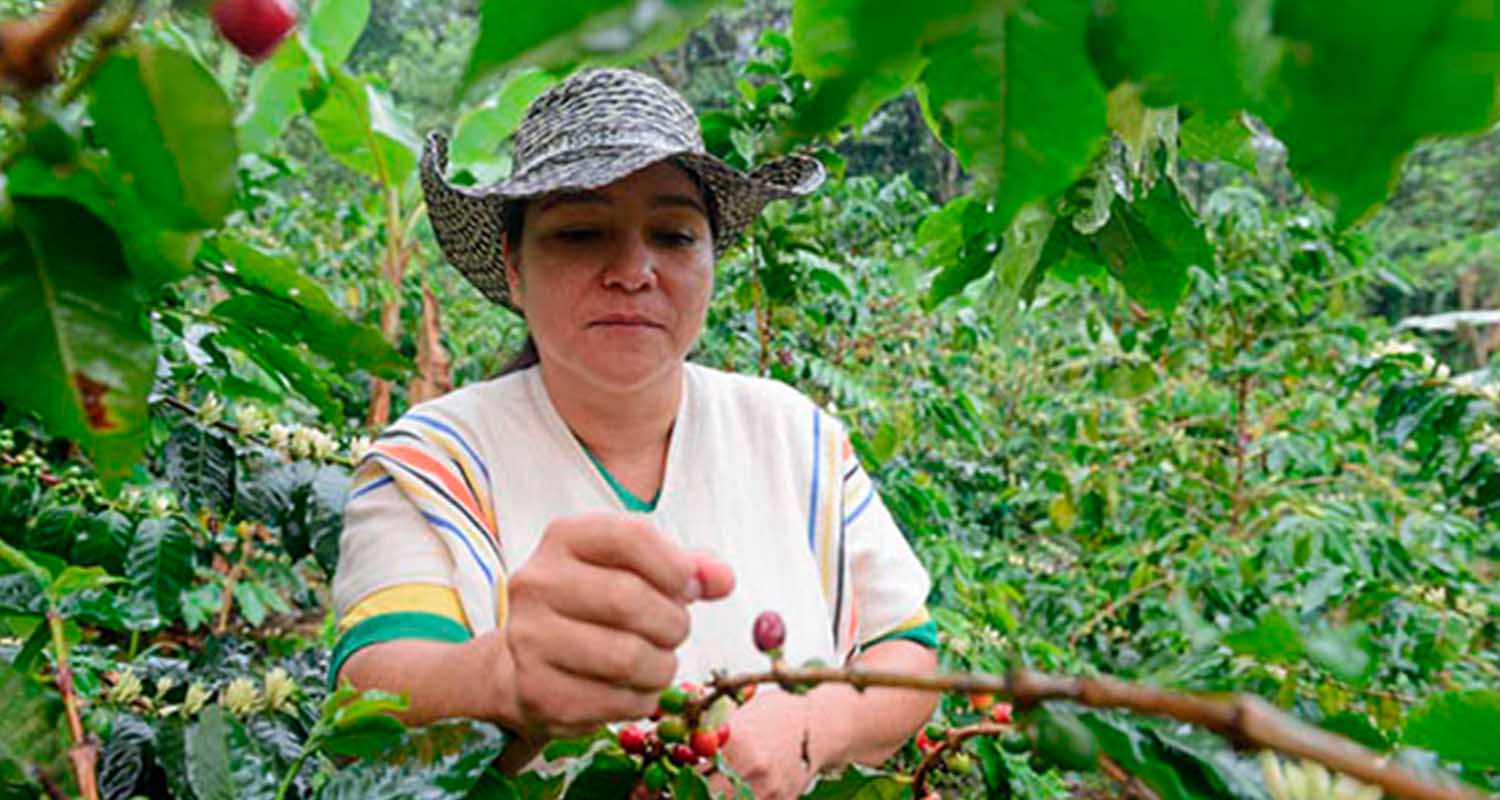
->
[502,234,524,310]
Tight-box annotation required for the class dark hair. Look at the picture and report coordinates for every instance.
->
[494,160,719,378]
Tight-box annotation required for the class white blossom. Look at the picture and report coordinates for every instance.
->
[1260,753,1380,800]
[107,670,143,705]
[263,668,297,712]
[181,681,211,716]
[220,677,263,716]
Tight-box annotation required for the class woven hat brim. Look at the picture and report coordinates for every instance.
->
[419,131,825,309]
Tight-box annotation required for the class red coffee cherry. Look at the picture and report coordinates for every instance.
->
[915,728,940,755]
[753,610,786,654]
[209,0,297,61]
[991,702,1014,725]
[618,724,648,755]
[715,723,731,747]
[690,728,720,758]
[968,692,995,713]
[669,743,699,766]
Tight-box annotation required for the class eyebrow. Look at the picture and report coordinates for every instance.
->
[535,191,707,216]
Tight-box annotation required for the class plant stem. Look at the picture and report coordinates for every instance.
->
[910,721,1008,797]
[273,747,313,800]
[686,665,1484,800]
[47,611,99,800]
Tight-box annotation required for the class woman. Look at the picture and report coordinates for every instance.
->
[331,68,938,798]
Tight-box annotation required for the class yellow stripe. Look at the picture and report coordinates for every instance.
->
[340,583,468,634]
[817,419,841,603]
[886,606,931,634]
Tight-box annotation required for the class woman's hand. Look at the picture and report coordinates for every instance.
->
[482,511,734,742]
[709,691,827,800]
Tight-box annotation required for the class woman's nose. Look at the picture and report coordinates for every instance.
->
[601,231,658,291]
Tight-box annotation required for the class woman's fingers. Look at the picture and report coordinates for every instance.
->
[519,606,679,692]
[688,551,735,600]
[548,564,692,649]
[556,512,699,600]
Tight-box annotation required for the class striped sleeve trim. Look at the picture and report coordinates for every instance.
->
[328,611,472,688]
[338,583,468,635]
[861,607,937,650]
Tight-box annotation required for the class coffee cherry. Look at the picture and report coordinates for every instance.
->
[991,702,1014,725]
[658,686,688,714]
[924,723,946,741]
[753,610,786,654]
[921,793,941,800]
[944,751,974,774]
[669,743,699,766]
[736,684,757,704]
[690,728,720,758]
[618,724,648,755]
[656,716,688,743]
[209,0,297,61]
[715,723,731,747]
[968,692,995,713]
[642,761,669,792]
[915,728,940,755]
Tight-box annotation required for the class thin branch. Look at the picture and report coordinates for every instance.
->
[1098,753,1162,800]
[0,0,105,91]
[1068,575,1170,647]
[910,722,1008,798]
[684,666,1484,800]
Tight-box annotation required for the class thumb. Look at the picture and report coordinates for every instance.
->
[686,551,735,602]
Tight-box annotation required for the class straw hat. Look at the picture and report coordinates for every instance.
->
[419,67,826,309]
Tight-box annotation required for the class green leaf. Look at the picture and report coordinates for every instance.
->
[319,714,408,758]
[185,707,280,800]
[0,197,155,488]
[800,764,907,799]
[307,68,420,187]
[164,418,238,514]
[0,538,51,590]
[1266,1,1500,225]
[238,37,313,154]
[1224,610,1304,661]
[70,509,132,574]
[236,461,348,573]
[23,504,87,558]
[1092,179,1213,313]
[462,0,734,91]
[44,566,119,601]
[1404,689,1500,771]
[87,45,238,229]
[790,0,979,133]
[559,751,637,799]
[1088,0,1279,116]
[450,68,559,178]
[305,0,371,67]
[126,517,195,623]
[213,322,344,421]
[5,154,201,288]
[1178,111,1257,172]
[0,659,71,794]
[918,0,1109,229]
[315,720,507,800]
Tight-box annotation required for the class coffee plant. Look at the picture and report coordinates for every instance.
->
[0,0,1498,797]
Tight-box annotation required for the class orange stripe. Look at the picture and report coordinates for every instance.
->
[374,442,488,530]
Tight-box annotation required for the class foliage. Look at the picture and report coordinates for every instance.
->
[1,0,1499,798]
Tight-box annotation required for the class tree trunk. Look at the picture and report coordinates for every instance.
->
[407,275,453,405]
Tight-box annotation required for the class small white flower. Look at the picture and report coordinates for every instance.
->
[1371,340,1419,359]
[197,395,225,425]
[181,681,211,716]
[268,423,293,451]
[1261,753,1380,800]
[107,670,143,705]
[149,492,175,516]
[220,677,263,716]
[1434,363,1451,382]
[155,675,176,699]
[349,436,373,462]
[235,405,270,437]
[263,668,297,713]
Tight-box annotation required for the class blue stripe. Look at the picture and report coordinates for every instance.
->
[350,475,395,500]
[407,414,492,483]
[421,512,495,587]
[844,487,876,527]
[807,408,821,551]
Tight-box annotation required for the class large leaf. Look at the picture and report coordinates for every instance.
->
[70,509,133,574]
[5,154,201,288]
[213,322,344,421]
[126,517,195,624]
[163,418,238,514]
[87,45,238,229]
[1266,1,1500,225]
[307,68,421,186]
[238,37,313,154]
[789,0,981,133]
[800,764,906,799]
[0,197,155,487]
[185,707,280,800]
[449,68,559,183]
[314,720,507,800]
[462,0,734,91]
[919,0,1109,230]
[1088,0,1280,116]
[0,659,71,794]
[1091,179,1213,313]
[1403,689,1500,771]
[305,0,371,67]
[236,461,349,573]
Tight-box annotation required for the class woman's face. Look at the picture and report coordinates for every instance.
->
[504,161,715,394]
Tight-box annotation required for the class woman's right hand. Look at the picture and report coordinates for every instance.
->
[481,510,734,742]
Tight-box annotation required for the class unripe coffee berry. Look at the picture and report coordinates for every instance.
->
[944,751,974,774]
[690,728,720,758]
[656,716,688,743]
[658,686,688,714]
[618,724,648,755]
[643,762,669,792]
[669,743,699,766]
[753,610,786,654]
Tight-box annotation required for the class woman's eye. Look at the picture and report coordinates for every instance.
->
[654,230,698,247]
[555,228,603,243]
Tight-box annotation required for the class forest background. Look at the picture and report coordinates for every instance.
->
[1,0,1500,798]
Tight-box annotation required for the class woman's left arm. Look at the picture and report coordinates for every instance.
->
[717,639,938,799]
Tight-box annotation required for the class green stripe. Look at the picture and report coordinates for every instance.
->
[580,442,660,512]
[327,611,472,687]
[864,620,939,650]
